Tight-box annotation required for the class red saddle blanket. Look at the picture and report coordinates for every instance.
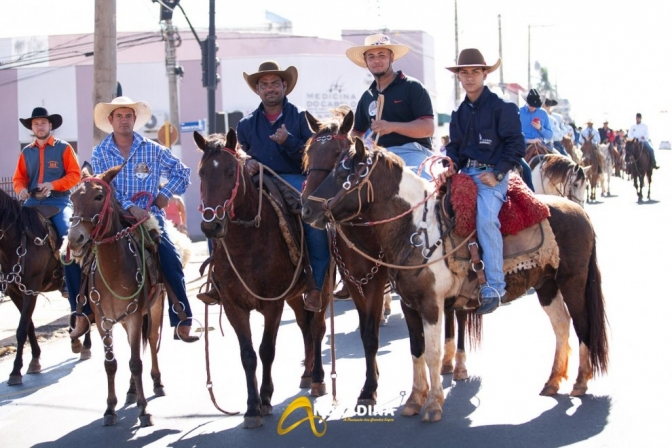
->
[450,173,550,237]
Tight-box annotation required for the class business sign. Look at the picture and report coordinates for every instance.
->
[179,120,206,133]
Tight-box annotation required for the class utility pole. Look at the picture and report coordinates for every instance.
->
[165,21,180,146]
[454,0,460,106]
[527,24,531,91]
[206,0,218,134]
[93,0,117,145]
[498,14,504,92]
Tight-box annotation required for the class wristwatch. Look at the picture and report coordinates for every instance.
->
[494,170,505,182]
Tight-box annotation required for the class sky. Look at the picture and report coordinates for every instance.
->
[1,0,671,137]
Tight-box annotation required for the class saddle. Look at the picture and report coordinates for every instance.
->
[21,205,61,261]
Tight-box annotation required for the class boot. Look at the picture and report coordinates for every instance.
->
[334,284,351,300]
[197,288,220,305]
[304,289,323,312]
[174,325,199,343]
[70,314,91,339]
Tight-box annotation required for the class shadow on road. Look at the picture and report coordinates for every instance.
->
[0,358,80,404]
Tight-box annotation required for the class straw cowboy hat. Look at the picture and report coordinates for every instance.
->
[346,33,411,68]
[93,96,152,134]
[446,48,501,74]
[243,61,298,95]
[20,107,63,130]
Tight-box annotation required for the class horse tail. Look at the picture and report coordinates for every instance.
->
[466,310,482,350]
[585,240,609,375]
[142,313,150,350]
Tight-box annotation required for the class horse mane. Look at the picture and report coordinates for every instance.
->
[0,188,48,237]
[198,133,248,170]
[0,189,21,225]
[349,143,405,173]
[542,156,579,185]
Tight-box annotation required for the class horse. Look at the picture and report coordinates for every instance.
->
[598,143,614,197]
[530,154,587,207]
[624,139,654,202]
[1,188,92,386]
[67,166,166,427]
[580,141,605,202]
[561,135,583,165]
[301,111,479,405]
[524,142,554,164]
[194,130,327,429]
[302,137,609,423]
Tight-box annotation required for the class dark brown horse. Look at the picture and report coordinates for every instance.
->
[580,141,605,202]
[195,130,327,429]
[67,167,165,427]
[624,139,654,202]
[524,142,554,164]
[301,111,480,405]
[303,138,609,423]
[1,188,91,386]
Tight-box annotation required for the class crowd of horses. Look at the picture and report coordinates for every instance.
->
[1,110,622,430]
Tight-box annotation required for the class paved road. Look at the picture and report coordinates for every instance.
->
[1,151,670,447]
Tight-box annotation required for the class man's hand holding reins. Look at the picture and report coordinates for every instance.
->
[128,205,148,221]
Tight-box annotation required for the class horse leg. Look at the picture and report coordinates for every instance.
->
[400,303,428,417]
[258,301,284,417]
[26,319,42,374]
[537,284,571,396]
[308,300,327,397]
[149,294,165,397]
[287,297,314,389]
[381,291,392,323]
[353,280,385,405]
[420,299,445,423]
[100,325,119,426]
[647,172,652,200]
[453,310,469,380]
[8,294,38,385]
[441,308,456,375]
[80,331,92,361]
[126,316,153,427]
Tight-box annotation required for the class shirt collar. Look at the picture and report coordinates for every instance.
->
[466,86,491,109]
[368,70,405,91]
[31,135,55,149]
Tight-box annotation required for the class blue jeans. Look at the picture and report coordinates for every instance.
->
[642,140,658,165]
[155,215,193,327]
[553,141,568,156]
[462,167,508,298]
[519,158,534,192]
[281,174,330,290]
[24,196,90,315]
[386,142,434,180]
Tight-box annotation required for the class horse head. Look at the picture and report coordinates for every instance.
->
[301,109,354,204]
[68,165,123,258]
[195,129,246,239]
[569,164,588,208]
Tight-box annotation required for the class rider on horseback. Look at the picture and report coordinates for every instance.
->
[578,120,601,146]
[628,113,659,169]
[13,107,93,341]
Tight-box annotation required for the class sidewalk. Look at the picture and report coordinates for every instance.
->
[0,240,210,358]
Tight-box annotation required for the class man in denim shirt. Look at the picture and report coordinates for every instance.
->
[443,49,525,314]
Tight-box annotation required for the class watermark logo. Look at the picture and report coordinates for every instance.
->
[277,396,327,438]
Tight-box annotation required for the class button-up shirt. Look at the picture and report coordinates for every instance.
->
[579,126,601,145]
[519,105,553,143]
[628,122,650,142]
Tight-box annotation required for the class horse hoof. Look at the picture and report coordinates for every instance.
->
[139,414,154,427]
[310,382,327,397]
[7,375,22,386]
[243,416,263,429]
[79,349,92,361]
[153,386,166,397]
[539,384,559,396]
[440,364,454,375]
[401,403,421,417]
[126,393,138,405]
[570,386,588,397]
[261,404,273,416]
[357,398,376,407]
[103,414,117,426]
[453,367,468,381]
[299,376,312,389]
[71,339,83,354]
[422,409,442,423]
[27,360,42,374]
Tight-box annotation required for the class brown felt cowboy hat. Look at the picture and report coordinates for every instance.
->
[243,61,298,95]
[20,107,63,130]
[93,96,152,134]
[446,48,501,74]
[346,33,411,68]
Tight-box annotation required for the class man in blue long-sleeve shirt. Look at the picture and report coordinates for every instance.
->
[520,90,554,146]
[236,61,329,312]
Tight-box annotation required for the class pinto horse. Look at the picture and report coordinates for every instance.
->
[530,154,587,207]
[303,138,609,423]
[1,188,91,386]
[67,166,166,427]
[301,111,479,404]
[624,139,654,202]
[195,130,327,429]
[580,141,605,202]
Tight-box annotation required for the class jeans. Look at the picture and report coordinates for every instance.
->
[155,215,194,327]
[23,196,90,315]
[281,174,330,290]
[518,158,534,191]
[642,140,658,165]
[386,142,434,180]
[462,166,508,298]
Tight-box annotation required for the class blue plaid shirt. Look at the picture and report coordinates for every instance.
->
[91,132,191,216]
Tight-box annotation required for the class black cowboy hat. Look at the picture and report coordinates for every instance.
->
[19,107,63,130]
[544,98,558,107]
[526,89,542,108]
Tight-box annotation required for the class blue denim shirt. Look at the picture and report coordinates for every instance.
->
[519,105,553,142]
[236,98,313,175]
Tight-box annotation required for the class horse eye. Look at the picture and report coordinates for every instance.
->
[95,193,104,201]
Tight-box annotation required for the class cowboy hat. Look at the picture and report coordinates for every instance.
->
[586,118,595,124]
[243,61,298,95]
[93,96,152,134]
[544,98,558,107]
[20,107,63,130]
[346,33,410,68]
[526,89,542,108]
[446,48,501,74]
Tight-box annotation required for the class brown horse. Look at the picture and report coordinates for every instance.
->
[561,136,582,165]
[67,166,165,427]
[195,130,327,429]
[624,139,654,202]
[1,188,92,386]
[301,111,480,405]
[530,154,587,207]
[524,142,554,164]
[580,141,605,202]
[303,138,609,423]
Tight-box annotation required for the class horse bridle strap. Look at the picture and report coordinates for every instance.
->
[200,147,242,222]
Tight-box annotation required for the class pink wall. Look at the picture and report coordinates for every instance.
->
[0,70,19,179]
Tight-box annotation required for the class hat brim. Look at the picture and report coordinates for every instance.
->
[20,114,63,131]
[346,44,410,68]
[93,100,152,134]
[446,58,501,74]
[243,66,298,96]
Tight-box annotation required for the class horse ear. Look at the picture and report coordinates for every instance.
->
[81,161,93,178]
[193,131,207,152]
[225,128,237,149]
[101,164,123,184]
[339,110,354,135]
[354,136,366,159]
[305,111,321,133]
[582,165,591,173]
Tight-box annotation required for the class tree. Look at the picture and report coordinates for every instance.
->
[537,67,557,99]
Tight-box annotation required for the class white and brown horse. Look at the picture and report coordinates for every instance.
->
[530,154,588,207]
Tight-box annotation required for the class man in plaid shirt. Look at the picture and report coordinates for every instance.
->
[91,96,197,342]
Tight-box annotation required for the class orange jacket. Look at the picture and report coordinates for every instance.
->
[13,135,81,194]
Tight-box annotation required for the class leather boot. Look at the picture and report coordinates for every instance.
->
[304,289,323,312]
[174,325,199,343]
[197,288,220,305]
[70,315,90,339]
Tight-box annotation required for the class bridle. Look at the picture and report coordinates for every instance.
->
[538,159,585,207]
[304,132,352,175]
[199,146,243,223]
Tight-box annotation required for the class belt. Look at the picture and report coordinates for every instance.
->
[465,159,495,169]
[29,190,70,199]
